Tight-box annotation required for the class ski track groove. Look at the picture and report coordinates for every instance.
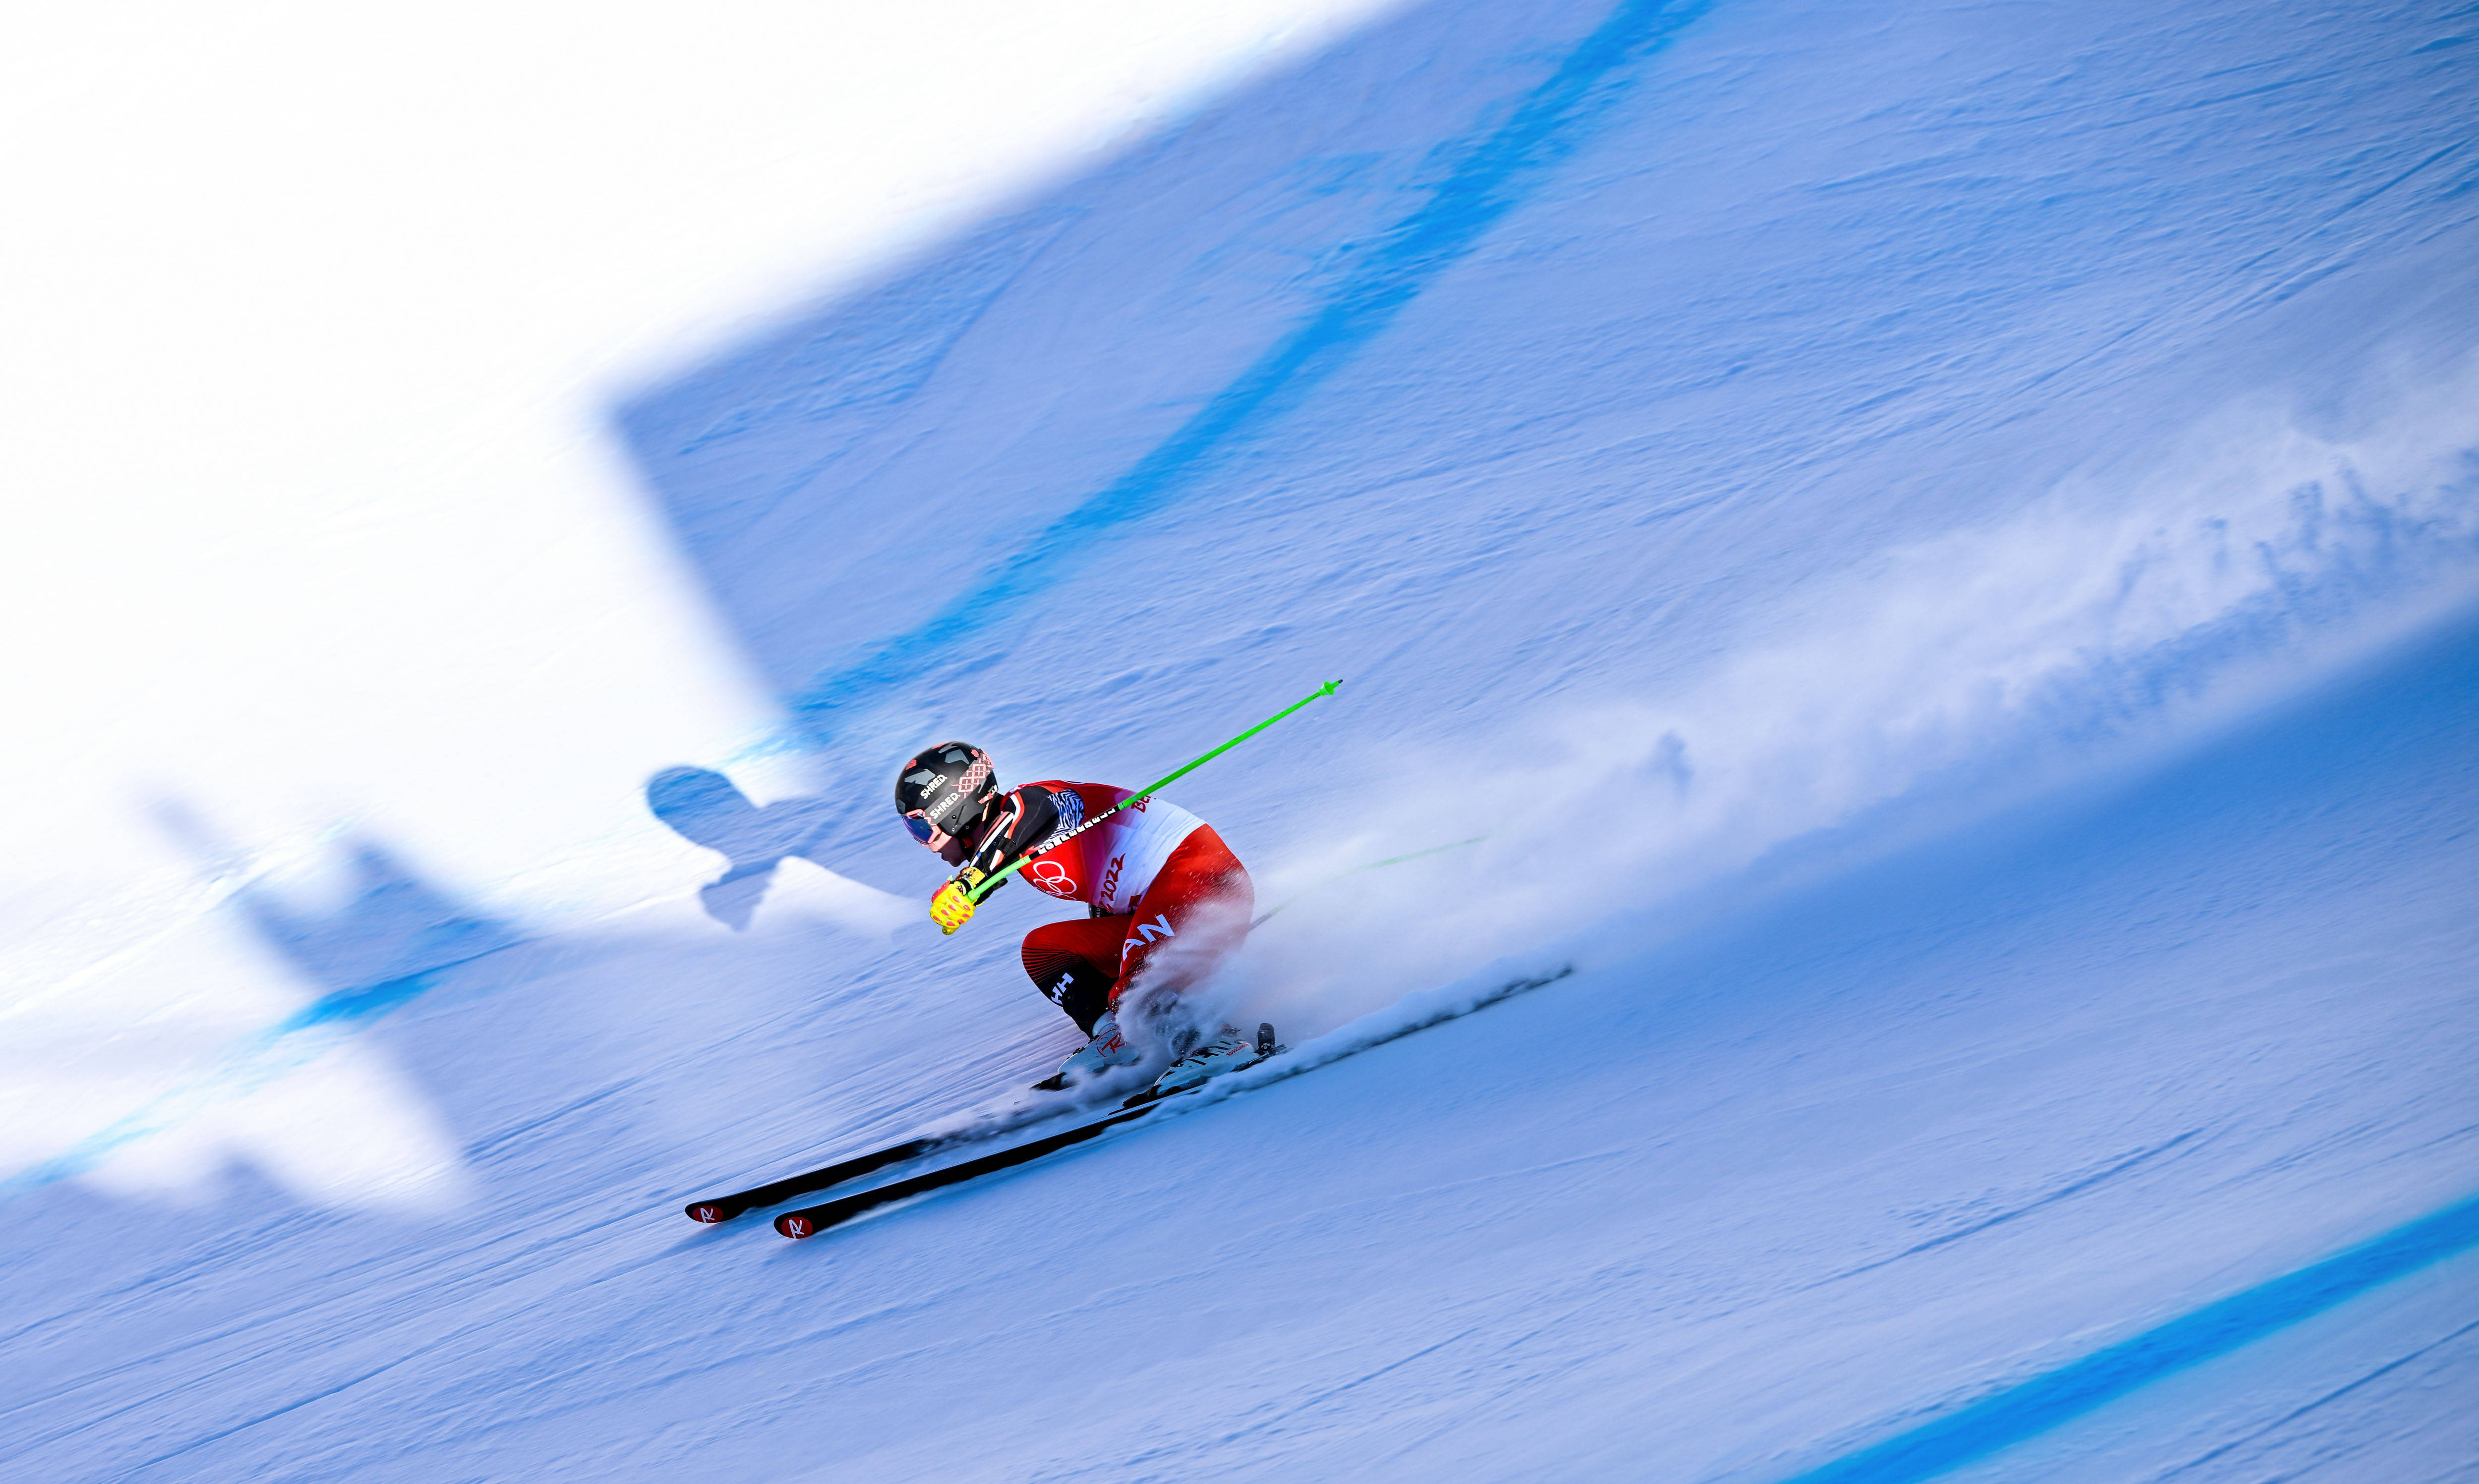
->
[1812,1129,2210,1288]
[2140,1314,2479,1484]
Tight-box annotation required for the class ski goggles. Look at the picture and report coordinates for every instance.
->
[900,810,945,848]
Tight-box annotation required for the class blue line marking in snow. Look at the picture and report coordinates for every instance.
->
[789,0,1712,741]
[274,968,447,1034]
[0,946,514,1201]
[1774,1192,2479,1484]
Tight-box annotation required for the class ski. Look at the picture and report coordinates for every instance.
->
[683,1101,1086,1223]
[684,1135,951,1225]
[769,1022,1278,1235]
[774,1097,1167,1238]
[772,971,1568,1239]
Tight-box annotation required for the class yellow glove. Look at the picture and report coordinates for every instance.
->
[930,879,977,935]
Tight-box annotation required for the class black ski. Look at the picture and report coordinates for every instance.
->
[771,1022,1280,1236]
[681,1023,1274,1222]
[774,1099,1165,1238]
[685,1134,952,1224]
[771,973,1566,1239]
[683,1102,1084,1223]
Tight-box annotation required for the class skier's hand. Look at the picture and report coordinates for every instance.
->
[930,880,976,935]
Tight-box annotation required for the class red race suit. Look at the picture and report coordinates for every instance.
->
[957,781,1252,1034]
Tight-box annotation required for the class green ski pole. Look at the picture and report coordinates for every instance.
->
[963,680,1342,906]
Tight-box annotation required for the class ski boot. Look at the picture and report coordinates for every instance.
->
[1137,1022,1279,1103]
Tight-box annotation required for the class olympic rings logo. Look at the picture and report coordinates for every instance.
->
[1030,858,1078,896]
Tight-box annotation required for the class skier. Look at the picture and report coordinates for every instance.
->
[894,741,1264,1097]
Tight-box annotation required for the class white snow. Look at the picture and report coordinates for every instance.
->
[0,0,1408,1207]
[3,0,2475,1480]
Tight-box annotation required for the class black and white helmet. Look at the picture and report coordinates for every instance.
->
[894,742,998,848]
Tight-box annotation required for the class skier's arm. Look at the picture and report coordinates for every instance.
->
[960,785,1061,888]
[929,786,1061,934]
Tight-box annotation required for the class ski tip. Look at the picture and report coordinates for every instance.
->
[1256,1022,1277,1057]
[685,1201,737,1224]
[776,1212,818,1239]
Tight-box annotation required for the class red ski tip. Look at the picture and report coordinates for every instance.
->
[777,1214,815,1239]
[687,1203,725,1224]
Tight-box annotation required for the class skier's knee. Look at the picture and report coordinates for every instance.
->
[1039,962,1114,1036]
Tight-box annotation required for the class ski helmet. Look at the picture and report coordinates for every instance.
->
[894,742,998,848]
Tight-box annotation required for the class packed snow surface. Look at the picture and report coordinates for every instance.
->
[6,0,2478,1480]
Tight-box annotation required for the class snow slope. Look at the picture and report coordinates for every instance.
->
[6,0,2478,1480]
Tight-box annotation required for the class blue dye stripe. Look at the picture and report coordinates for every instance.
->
[790,0,1713,739]
[1,947,510,1200]
[276,968,447,1034]
[1776,1192,2479,1484]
